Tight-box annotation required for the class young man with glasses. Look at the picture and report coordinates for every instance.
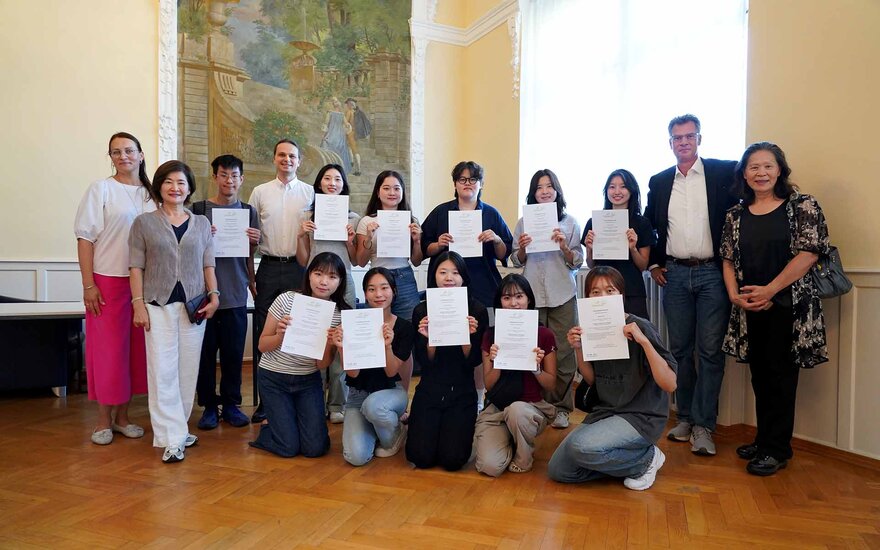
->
[193,155,261,429]
[644,114,737,456]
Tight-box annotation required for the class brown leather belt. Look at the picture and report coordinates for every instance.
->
[670,257,714,267]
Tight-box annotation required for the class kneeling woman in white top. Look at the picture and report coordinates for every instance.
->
[335,267,415,466]
[249,252,349,458]
[475,274,558,476]
[549,266,677,491]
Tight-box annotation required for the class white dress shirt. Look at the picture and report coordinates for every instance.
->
[666,157,714,260]
[249,177,314,257]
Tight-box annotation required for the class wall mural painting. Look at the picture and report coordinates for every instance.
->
[177,0,412,212]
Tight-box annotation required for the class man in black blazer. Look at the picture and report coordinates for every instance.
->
[644,114,737,457]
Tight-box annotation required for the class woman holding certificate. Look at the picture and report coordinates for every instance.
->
[406,251,489,471]
[475,274,558,476]
[335,267,415,466]
[129,160,219,463]
[582,169,655,318]
[550,267,677,491]
[297,164,360,424]
[509,169,583,429]
[720,142,829,476]
[75,132,155,446]
[249,252,349,458]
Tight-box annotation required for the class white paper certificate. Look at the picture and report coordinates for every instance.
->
[493,309,539,371]
[426,287,470,347]
[314,194,350,241]
[591,209,630,260]
[448,210,482,258]
[212,209,250,258]
[522,203,558,254]
[281,293,335,359]
[576,294,630,361]
[341,308,386,370]
[376,210,411,258]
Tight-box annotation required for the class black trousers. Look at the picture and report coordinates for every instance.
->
[746,305,799,460]
[405,382,477,471]
[197,306,247,408]
[253,258,305,403]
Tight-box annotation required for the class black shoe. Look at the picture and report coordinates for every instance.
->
[746,454,788,476]
[736,442,759,460]
[250,403,267,424]
[197,407,219,430]
[222,404,251,427]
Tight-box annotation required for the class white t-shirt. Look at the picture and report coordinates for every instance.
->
[355,213,417,269]
[74,178,156,276]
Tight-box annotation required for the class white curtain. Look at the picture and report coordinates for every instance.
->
[519,0,748,218]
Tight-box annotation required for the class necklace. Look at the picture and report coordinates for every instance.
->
[115,177,145,216]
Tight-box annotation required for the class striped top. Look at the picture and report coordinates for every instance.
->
[259,291,342,376]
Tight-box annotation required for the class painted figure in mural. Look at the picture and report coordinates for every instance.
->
[344,98,372,175]
[320,97,352,174]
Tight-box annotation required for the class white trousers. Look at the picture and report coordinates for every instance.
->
[145,303,205,448]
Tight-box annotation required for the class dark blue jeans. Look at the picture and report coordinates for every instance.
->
[196,306,247,408]
[249,369,329,458]
[662,262,730,431]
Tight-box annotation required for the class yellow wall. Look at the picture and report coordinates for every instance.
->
[0,0,158,260]
[423,42,465,211]
[747,0,880,268]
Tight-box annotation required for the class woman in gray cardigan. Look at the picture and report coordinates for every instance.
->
[129,160,219,463]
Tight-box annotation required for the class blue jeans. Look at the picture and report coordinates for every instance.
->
[249,369,329,458]
[342,385,408,466]
[197,306,247,408]
[548,415,654,482]
[662,262,730,431]
[321,354,348,414]
[388,266,420,324]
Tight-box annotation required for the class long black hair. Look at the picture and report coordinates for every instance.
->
[427,250,471,289]
[364,170,412,217]
[602,168,642,221]
[309,164,351,212]
[302,252,351,311]
[109,131,152,200]
[526,169,567,221]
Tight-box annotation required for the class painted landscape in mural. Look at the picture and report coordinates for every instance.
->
[177,0,411,211]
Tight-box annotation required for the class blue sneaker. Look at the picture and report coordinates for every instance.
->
[197,407,219,430]
[222,404,250,428]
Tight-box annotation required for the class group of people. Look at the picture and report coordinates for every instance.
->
[74,113,831,489]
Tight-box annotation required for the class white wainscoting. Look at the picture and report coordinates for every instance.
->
[2,260,877,459]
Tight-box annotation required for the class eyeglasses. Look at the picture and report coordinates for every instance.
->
[670,133,699,143]
[215,173,241,181]
[110,148,139,158]
[456,177,479,185]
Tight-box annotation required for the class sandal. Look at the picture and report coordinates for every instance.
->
[507,462,531,473]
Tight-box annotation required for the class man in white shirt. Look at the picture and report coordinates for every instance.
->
[248,139,315,421]
[644,114,737,457]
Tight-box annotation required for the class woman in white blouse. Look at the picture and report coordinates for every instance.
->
[74,132,156,445]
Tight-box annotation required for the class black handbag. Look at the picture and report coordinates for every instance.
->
[574,380,599,413]
[485,371,523,411]
[184,293,209,324]
[812,246,853,299]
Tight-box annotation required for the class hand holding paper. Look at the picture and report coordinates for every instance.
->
[576,294,630,361]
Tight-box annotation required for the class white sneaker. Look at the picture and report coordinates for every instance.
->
[184,433,199,447]
[624,447,666,491]
[162,445,185,463]
[551,411,570,429]
[329,411,345,424]
[375,425,408,458]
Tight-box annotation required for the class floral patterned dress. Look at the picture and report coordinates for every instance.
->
[720,192,830,369]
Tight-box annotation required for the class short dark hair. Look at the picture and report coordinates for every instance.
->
[309,164,350,211]
[583,266,626,296]
[362,267,398,301]
[602,169,642,219]
[302,252,350,311]
[735,141,797,205]
[364,170,411,217]
[451,161,484,200]
[427,251,471,289]
[667,114,701,135]
[493,273,536,311]
[526,169,567,220]
[152,160,196,205]
[211,154,244,176]
[273,139,300,157]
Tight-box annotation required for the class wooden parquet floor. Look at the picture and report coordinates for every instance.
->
[1,369,879,549]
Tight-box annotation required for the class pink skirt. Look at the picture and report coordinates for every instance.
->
[85,273,147,404]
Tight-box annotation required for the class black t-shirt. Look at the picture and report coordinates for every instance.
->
[345,316,415,393]
[583,214,656,298]
[411,296,488,388]
[740,200,792,307]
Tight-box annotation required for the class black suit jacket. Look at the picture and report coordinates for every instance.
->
[644,158,738,268]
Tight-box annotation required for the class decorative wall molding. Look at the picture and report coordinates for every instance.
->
[411,0,520,47]
[157,0,177,163]
[507,10,521,98]
[410,36,428,219]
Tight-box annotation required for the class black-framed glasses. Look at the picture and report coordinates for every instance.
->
[456,177,479,185]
